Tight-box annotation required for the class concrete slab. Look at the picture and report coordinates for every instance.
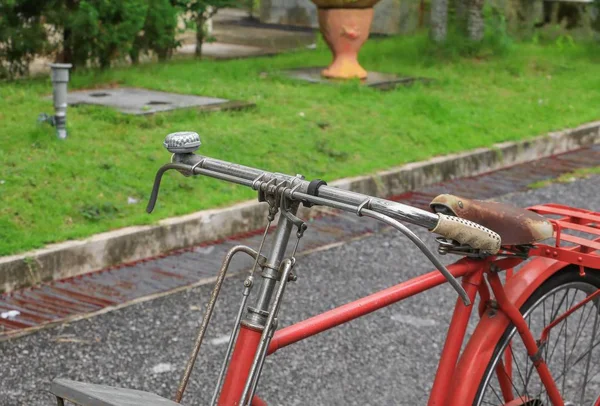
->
[62,88,249,115]
[283,67,431,90]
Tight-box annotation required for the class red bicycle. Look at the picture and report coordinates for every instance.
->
[51,132,600,406]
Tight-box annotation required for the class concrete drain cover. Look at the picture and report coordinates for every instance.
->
[63,87,250,115]
[283,67,431,91]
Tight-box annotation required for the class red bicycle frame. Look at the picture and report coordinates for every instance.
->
[217,203,600,406]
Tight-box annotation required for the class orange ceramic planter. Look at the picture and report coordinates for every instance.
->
[312,0,380,80]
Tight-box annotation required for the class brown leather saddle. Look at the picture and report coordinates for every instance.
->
[430,194,554,246]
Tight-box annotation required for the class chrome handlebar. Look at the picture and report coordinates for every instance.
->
[148,152,439,230]
[147,132,504,306]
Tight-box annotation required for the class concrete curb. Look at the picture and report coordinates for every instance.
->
[2,121,599,293]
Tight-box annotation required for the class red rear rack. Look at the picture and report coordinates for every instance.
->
[528,204,600,270]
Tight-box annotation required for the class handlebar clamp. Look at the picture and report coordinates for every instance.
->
[303,179,327,208]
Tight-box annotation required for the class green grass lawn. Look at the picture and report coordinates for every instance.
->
[1,34,600,256]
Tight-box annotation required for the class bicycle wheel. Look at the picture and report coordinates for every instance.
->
[474,267,600,406]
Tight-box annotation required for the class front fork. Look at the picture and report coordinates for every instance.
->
[218,325,264,406]
[218,202,302,406]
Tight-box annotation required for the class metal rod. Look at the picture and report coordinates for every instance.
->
[254,213,295,311]
[147,163,255,213]
[172,153,440,230]
[247,231,303,400]
[247,319,277,401]
[243,203,298,332]
[153,163,464,306]
[240,259,294,405]
[147,163,196,213]
[210,223,273,406]
[427,270,482,405]
[210,292,251,406]
[288,190,362,214]
[175,245,259,403]
[360,209,470,306]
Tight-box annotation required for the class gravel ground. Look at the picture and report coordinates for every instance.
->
[1,174,598,406]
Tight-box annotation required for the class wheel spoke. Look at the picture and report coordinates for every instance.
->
[509,339,530,398]
[561,289,569,396]
[564,297,594,369]
[489,384,504,404]
[583,366,600,392]
[580,307,599,404]
[499,356,528,402]
[524,356,536,393]
[546,289,575,366]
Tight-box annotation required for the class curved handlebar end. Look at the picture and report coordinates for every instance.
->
[147,163,195,214]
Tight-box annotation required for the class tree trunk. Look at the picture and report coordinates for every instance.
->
[157,48,169,61]
[593,3,600,32]
[247,0,254,18]
[195,15,205,58]
[130,36,141,65]
[60,27,74,65]
[430,0,449,42]
[516,0,536,34]
[454,0,469,31]
[467,0,485,41]
[419,0,426,27]
[59,0,77,65]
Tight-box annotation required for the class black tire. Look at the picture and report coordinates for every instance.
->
[474,266,600,406]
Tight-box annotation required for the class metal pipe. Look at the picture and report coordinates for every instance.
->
[50,64,71,139]
[243,205,298,329]
[241,259,294,406]
[427,270,482,406]
[174,153,439,230]
[210,224,272,406]
[248,323,276,401]
[210,292,251,406]
[147,163,253,213]
[39,63,73,139]
[254,217,294,309]
[217,325,263,406]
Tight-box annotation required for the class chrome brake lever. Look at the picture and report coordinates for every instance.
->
[148,132,203,213]
[146,163,192,213]
[360,208,471,306]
